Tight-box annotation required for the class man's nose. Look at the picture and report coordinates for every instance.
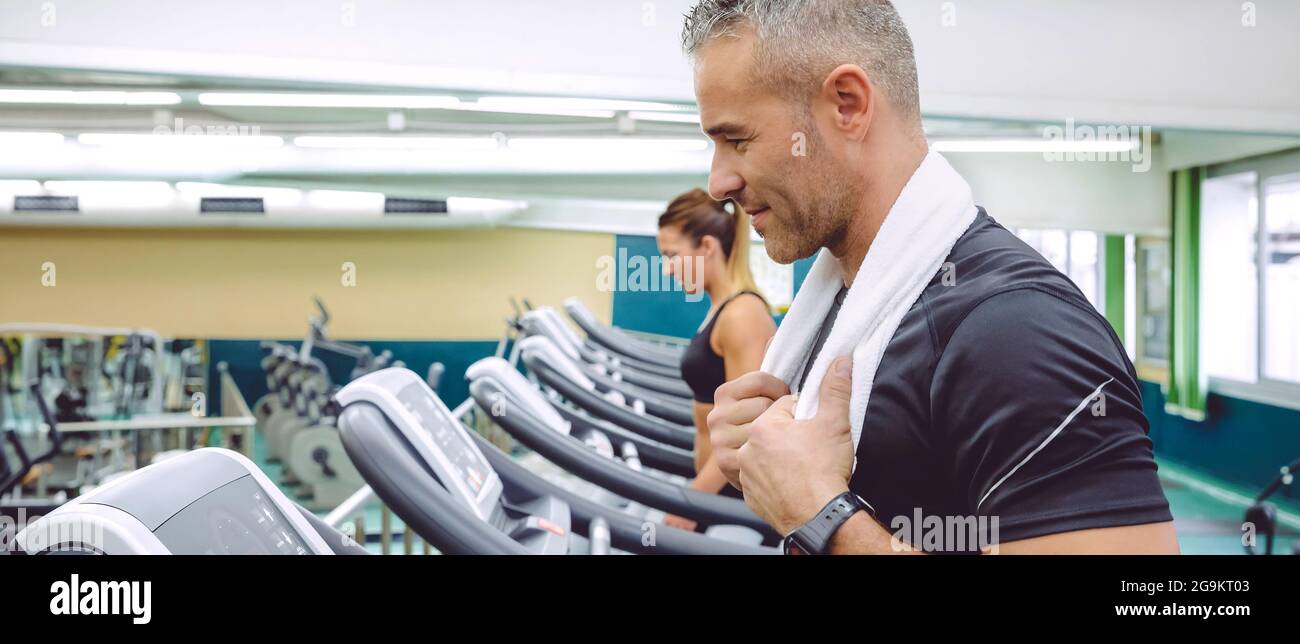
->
[708,154,743,201]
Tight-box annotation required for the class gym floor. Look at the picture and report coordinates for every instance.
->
[1156,460,1298,555]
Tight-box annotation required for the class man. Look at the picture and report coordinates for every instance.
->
[685,0,1178,554]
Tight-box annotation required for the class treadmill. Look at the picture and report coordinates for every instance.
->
[518,336,696,451]
[523,308,685,382]
[513,319,693,425]
[519,308,692,397]
[562,297,685,369]
[466,357,777,545]
[16,448,363,555]
[334,367,769,555]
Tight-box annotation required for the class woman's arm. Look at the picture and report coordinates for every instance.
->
[706,294,776,492]
[663,295,775,530]
[713,294,776,383]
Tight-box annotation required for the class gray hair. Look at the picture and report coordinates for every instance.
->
[682,0,921,121]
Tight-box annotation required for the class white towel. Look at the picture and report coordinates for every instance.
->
[759,150,978,455]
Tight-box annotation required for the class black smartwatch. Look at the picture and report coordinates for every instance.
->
[783,491,872,555]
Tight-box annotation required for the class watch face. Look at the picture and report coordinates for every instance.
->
[783,536,806,555]
[790,528,822,555]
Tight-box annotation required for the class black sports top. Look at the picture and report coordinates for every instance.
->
[792,210,1171,549]
[680,291,764,404]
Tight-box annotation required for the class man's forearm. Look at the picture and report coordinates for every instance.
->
[827,512,924,555]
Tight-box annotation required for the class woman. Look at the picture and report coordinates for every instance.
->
[656,188,776,531]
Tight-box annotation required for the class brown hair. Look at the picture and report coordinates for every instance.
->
[658,188,761,297]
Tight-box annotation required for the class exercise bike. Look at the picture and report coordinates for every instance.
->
[1,382,69,526]
[1244,457,1300,555]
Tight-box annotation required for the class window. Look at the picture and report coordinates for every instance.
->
[1014,228,1101,310]
[1201,172,1257,382]
[1262,175,1300,383]
[1202,151,1300,404]
[1136,238,1170,365]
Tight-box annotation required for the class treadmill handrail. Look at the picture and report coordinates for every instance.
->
[586,368,694,425]
[525,355,695,450]
[469,427,772,554]
[549,400,696,478]
[603,361,694,398]
[562,299,685,365]
[464,357,695,478]
[471,379,777,539]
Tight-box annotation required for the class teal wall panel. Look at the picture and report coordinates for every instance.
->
[208,339,498,416]
[609,235,711,338]
[610,234,820,336]
[1142,379,1300,505]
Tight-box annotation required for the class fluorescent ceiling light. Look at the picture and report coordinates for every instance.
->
[44,180,173,194]
[175,182,303,200]
[454,103,615,119]
[628,111,701,124]
[78,132,284,148]
[446,196,528,216]
[196,92,692,120]
[0,180,43,193]
[507,137,709,153]
[475,96,689,113]
[199,93,459,109]
[293,135,497,151]
[306,189,386,209]
[0,89,181,105]
[0,131,66,145]
[43,180,176,206]
[931,139,1138,153]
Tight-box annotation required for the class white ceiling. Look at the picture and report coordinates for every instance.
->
[1,0,1297,133]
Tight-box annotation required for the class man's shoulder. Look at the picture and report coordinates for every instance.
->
[919,210,1098,351]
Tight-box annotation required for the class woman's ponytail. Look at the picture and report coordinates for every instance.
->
[725,202,761,297]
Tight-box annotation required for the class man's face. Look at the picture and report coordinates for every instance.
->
[694,31,861,264]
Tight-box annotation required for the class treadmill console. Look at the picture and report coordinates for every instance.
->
[465,357,571,434]
[335,368,504,522]
[17,448,333,555]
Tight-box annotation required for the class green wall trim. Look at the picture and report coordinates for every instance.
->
[1102,233,1126,344]
[1167,167,1206,421]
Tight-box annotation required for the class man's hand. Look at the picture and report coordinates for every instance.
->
[707,371,790,490]
[738,357,856,535]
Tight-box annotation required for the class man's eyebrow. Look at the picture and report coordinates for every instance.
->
[704,122,746,137]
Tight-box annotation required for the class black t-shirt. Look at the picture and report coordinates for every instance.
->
[794,210,1171,550]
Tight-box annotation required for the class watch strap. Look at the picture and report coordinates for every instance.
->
[785,491,869,555]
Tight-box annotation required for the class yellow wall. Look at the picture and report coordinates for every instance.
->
[0,226,613,340]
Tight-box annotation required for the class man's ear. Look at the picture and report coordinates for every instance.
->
[819,64,874,142]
